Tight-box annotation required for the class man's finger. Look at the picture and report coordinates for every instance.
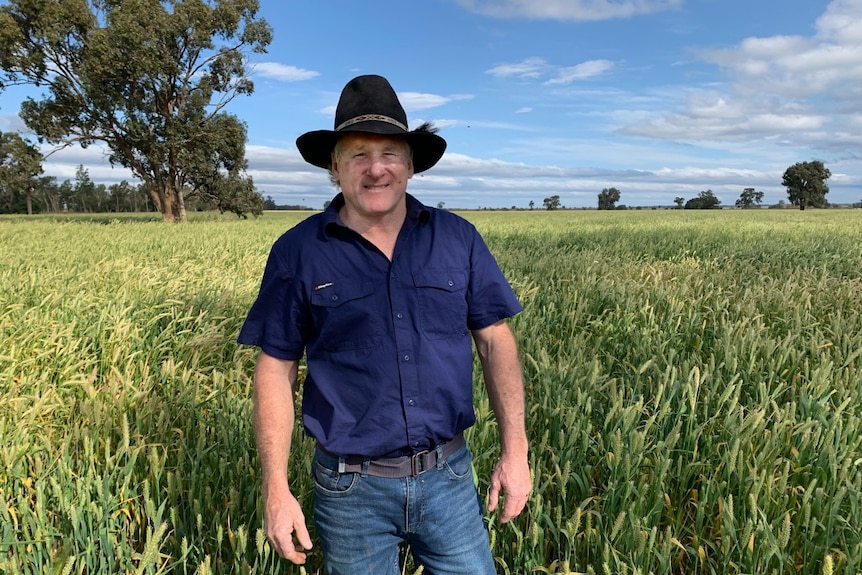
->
[268,524,312,564]
[486,476,502,513]
[498,494,528,523]
[275,535,308,564]
[294,522,313,553]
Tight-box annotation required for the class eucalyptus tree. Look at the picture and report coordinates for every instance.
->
[597,187,621,210]
[684,189,721,210]
[735,187,764,209]
[0,0,271,221]
[782,161,831,210]
[543,194,561,210]
[0,130,43,214]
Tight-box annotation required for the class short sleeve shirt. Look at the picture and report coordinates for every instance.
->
[237,193,522,457]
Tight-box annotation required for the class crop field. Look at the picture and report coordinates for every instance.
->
[1,208,860,574]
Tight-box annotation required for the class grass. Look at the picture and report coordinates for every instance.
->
[1,208,860,574]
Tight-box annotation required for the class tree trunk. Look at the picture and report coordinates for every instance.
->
[177,189,187,222]
[162,185,177,223]
[26,185,33,215]
[160,180,186,222]
[148,186,162,215]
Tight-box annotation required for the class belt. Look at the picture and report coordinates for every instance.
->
[324,434,465,478]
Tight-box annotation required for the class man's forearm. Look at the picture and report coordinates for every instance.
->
[475,322,528,457]
[253,352,299,490]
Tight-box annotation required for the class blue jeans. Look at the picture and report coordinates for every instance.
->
[312,442,497,575]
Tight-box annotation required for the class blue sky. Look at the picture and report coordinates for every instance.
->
[2,0,861,208]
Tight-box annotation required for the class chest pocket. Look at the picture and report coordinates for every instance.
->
[311,281,383,351]
[413,269,469,340]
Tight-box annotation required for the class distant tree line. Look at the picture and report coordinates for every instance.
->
[0,162,261,216]
[262,196,314,211]
[586,161,833,211]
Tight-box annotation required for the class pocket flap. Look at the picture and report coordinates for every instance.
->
[412,270,465,292]
[311,281,375,308]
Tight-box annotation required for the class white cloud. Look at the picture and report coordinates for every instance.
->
[398,92,474,112]
[456,0,682,21]
[319,92,472,119]
[515,107,533,114]
[696,0,862,101]
[486,57,549,79]
[34,143,135,184]
[0,114,29,133]
[487,57,614,84]
[425,118,537,131]
[253,63,319,82]
[816,0,862,45]
[546,60,614,85]
[619,0,862,162]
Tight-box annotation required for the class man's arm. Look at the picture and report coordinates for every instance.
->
[472,320,531,523]
[253,351,313,563]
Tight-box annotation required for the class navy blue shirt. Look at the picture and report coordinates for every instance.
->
[238,193,522,457]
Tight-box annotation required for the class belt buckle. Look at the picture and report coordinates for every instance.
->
[410,449,431,476]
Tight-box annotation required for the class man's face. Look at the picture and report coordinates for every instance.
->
[331,132,414,222]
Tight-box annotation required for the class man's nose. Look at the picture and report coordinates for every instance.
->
[368,154,388,176]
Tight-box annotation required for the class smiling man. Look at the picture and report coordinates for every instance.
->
[237,74,531,575]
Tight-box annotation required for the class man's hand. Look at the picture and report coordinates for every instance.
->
[263,484,313,564]
[486,454,531,523]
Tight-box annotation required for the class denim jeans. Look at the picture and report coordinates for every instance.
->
[312,442,497,575]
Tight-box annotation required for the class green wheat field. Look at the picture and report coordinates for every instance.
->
[1,209,860,574]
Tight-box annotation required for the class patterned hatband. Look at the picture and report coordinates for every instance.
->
[336,114,408,132]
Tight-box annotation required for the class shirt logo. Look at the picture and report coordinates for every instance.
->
[314,282,334,291]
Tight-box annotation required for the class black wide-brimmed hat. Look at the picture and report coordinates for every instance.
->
[296,75,447,173]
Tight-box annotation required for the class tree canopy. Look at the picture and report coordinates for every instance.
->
[0,0,272,222]
[543,194,561,210]
[684,189,721,210]
[597,187,621,210]
[735,187,764,209]
[782,161,831,210]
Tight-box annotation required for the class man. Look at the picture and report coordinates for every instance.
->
[238,74,530,574]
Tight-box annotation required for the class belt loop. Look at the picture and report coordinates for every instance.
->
[435,443,445,470]
[337,457,346,474]
[360,458,370,477]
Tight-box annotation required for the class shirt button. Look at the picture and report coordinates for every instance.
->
[408,399,415,406]
[403,355,410,361]
[448,280,454,286]
[396,313,404,319]
[331,295,338,301]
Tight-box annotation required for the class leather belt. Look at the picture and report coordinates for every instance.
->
[325,433,465,478]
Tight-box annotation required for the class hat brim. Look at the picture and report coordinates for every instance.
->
[296,121,447,173]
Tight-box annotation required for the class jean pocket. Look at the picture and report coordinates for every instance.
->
[443,445,473,481]
[312,460,359,497]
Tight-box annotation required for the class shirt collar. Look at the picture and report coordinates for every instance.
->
[322,193,430,235]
